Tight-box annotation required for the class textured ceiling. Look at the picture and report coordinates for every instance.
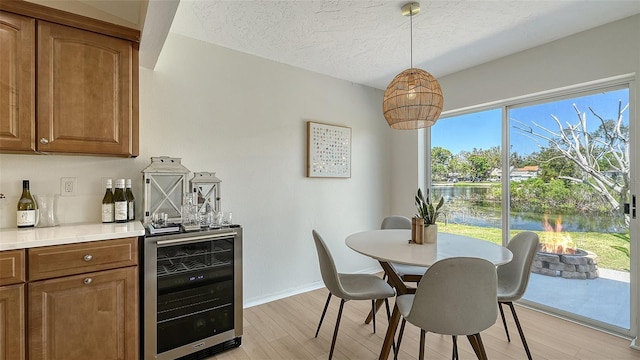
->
[170,0,640,90]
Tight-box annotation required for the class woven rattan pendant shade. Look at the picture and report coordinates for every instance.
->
[383,2,443,130]
[383,68,443,129]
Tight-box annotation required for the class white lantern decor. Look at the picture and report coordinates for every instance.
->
[142,156,191,225]
[190,172,222,217]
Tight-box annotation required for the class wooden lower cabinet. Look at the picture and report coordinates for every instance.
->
[0,284,25,360]
[28,267,138,360]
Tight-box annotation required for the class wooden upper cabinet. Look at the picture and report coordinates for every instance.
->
[0,11,35,152]
[37,20,138,157]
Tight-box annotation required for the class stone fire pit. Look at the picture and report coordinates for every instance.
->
[531,245,599,279]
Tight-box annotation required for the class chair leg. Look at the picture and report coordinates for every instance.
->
[466,333,488,360]
[506,301,533,360]
[419,329,426,360]
[394,319,407,360]
[498,301,511,342]
[384,298,392,320]
[452,335,458,360]
[315,292,332,338]
[328,299,346,360]
[365,299,384,324]
[371,300,377,333]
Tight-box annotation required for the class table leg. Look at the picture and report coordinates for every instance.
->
[379,303,401,360]
[365,262,410,324]
[377,261,412,360]
[466,334,488,360]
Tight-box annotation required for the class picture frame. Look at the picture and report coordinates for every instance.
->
[306,121,352,178]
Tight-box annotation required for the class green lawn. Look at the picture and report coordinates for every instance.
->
[437,222,630,272]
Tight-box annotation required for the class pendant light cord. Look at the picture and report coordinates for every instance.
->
[410,5,413,69]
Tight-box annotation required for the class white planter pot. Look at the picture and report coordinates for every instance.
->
[424,224,438,243]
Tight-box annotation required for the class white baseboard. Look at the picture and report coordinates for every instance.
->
[242,266,382,309]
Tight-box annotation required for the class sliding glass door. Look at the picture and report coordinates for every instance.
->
[428,80,634,336]
[508,86,631,332]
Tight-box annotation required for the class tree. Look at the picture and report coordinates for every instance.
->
[512,100,629,213]
[431,147,453,181]
[532,147,578,181]
[509,149,525,168]
[449,155,471,180]
[465,147,500,181]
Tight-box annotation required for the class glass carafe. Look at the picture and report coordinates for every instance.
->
[35,194,59,227]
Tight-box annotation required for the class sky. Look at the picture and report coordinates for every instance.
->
[431,88,629,156]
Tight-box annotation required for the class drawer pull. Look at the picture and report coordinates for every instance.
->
[40,138,49,144]
[84,254,93,262]
[83,278,93,285]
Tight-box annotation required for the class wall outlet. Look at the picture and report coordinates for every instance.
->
[61,177,77,196]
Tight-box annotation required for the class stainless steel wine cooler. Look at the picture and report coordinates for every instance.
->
[142,227,242,360]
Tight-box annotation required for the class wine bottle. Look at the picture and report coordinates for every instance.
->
[17,180,37,228]
[101,179,115,223]
[114,179,127,223]
[125,179,135,221]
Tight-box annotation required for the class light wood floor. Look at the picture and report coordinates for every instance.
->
[210,287,638,360]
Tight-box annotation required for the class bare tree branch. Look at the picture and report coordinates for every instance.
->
[513,101,629,213]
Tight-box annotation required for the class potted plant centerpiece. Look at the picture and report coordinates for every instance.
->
[415,188,444,243]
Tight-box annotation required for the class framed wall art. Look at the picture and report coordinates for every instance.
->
[307,121,352,178]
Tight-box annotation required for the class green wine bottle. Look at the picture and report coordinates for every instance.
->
[114,179,127,223]
[102,179,114,223]
[125,179,135,221]
[17,180,36,228]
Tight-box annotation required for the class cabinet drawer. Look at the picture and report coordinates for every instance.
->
[29,237,137,281]
[0,249,26,286]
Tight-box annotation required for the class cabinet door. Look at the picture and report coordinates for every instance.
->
[29,267,138,360]
[0,284,25,360]
[37,20,136,156]
[0,11,35,152]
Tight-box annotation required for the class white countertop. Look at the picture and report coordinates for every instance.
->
[0,222,146,251]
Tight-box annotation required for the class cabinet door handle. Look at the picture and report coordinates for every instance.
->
[84,254,93,262]
[83,278,93,285]
[40,138,49,144]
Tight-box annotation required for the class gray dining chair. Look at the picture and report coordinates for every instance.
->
[395,257,498,360]
[380,215,427,283]
[497,231,539,360]
[312,230,396,360]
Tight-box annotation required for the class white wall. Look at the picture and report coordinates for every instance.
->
[0,33,393,306]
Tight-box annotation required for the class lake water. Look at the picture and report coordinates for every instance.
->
[433,185,626,233]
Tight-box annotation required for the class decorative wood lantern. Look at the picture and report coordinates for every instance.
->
[142,156,191,224]
[190,172,222,216]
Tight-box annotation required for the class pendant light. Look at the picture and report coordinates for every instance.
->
[383,2,443,130]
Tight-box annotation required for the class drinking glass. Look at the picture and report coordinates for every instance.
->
[222,212,233,227]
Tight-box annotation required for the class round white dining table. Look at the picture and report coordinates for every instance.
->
[346,229,513,267]
[345,229,513,360]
